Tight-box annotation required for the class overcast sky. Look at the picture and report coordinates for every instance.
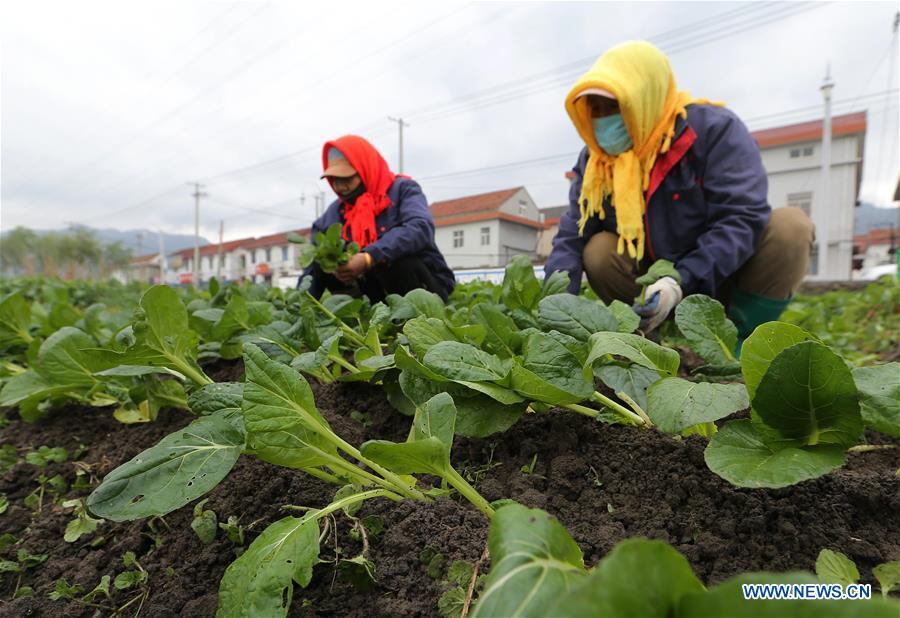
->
[2,1,898,243]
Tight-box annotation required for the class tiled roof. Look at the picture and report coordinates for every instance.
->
[171,228,311,259]
[854,227,897,252]
[751,111,867,149]
[430,187,522,219]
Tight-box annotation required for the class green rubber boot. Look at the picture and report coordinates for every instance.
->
[728,289,792,358]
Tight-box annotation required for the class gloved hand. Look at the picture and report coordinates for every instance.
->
[633,276,683,333]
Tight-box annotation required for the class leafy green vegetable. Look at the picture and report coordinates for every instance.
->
[704,420,846,488]
[537,294,617,341]
[815,549,859,587]
[87,412,245,521]
[852,363,900,437]
[674,295,738,364]
[635,259,681,305]
[740,322,815,402]
[646,378,748,434]
[192,499,219,544]
[548,538,704,617]
[294,223,360,273]
[587,332,680,377]
[872,561,900,597]
[107,285,212,386]
[471,503,586,618]
[500,255,541,312]
[752,342,863,448]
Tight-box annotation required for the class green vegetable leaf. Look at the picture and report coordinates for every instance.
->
[635,259,681,288]
[595,364,659,411]
[188,382,245,417]
[192,505,219,545]
[471,503,586,618]
[549,538,704,617]
[114,570,147,590]
[361,393,456,476]
[646,378,749,434]
[541,270,571,297]
[509,331,594,405]
[242,343,340,469]
[852,363,900,437]
[87,412,245,521]
[404,316,459,358]
[112,285,210,386]
[424,341,509,383]
[470,303,522,358]
[609,300,640,333]
[537,294,618,341]
[399,370,525,438]
[815,549,859,587]
[0,293,33,347]
[752,342,863,448]
[872,561,900,597]
[587,332,680,377]
[674,295,738,365]
[741,322,815,402]
[217,515,320,618]
[704,420,846,488]
[501,255,541,312]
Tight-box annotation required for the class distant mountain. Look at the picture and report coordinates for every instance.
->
[855,202,898,235]
[1,226,211,257]
[88,228,210,257]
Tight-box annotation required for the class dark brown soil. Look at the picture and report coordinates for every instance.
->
[1,369,898,617]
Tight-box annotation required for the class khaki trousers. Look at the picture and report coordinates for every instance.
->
[583,207,815,304]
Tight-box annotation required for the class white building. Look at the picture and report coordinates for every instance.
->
[752,111,866,280]
[430,187,543,269]
[171,230,309,286]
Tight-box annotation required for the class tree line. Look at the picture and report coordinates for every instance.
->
[1,226,134,280]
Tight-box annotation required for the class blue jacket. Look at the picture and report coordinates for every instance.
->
[299,177,455,298]
[545,104,771,298]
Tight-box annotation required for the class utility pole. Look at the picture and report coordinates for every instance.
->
[157,230,166,284]
[387,116,409,173]
[189,182,207,287]
[818,64,834,280]
[217,220,224,280]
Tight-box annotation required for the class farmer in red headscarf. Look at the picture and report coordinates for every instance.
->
[298,135,455,302]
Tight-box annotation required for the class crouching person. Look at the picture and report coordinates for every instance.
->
[298,135,455,302]
[544,41,814,350]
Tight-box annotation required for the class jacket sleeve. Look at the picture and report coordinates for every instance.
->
[675,110,771,297]
[363,180,435,264]
[544,149,604,294]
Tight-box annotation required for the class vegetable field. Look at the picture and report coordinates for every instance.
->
[1,267,898,617]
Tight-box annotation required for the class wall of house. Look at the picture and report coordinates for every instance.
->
[498,188,540,221]
[760,134,862,279]
[434,219,499,269]
[497,221,539,266]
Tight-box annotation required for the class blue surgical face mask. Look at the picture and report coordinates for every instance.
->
[592,114,633,155]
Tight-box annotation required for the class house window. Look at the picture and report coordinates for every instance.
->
[786,192,812,217]
[789,148,801,158]
[453,230,464,248]
[205,257,212,270]
[265,248,271,263]
[282,246,289,262]
[803,146,813,156]
[518,199,527,215]
[480,227,490,246]
[251,251,257,264]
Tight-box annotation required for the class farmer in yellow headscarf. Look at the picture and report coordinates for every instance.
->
[544,41,814,351]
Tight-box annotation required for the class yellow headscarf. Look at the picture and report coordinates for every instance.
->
[565,41,720,260]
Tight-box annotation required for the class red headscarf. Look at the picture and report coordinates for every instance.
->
[321,135,396,248]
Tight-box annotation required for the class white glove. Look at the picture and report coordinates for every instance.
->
[634,276,683,333]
